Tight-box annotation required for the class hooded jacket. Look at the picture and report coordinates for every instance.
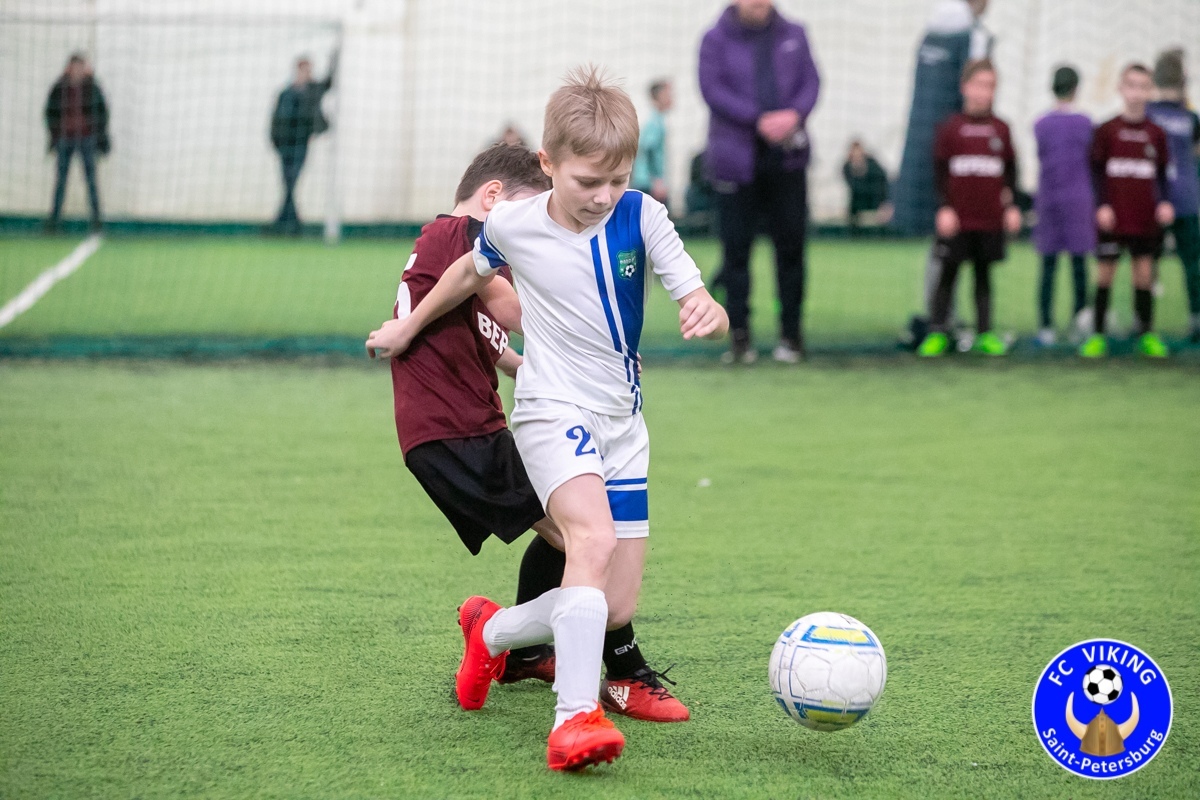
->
[698,5,820,185]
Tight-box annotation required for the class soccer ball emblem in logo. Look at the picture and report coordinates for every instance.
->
[1083,665,1122,705]
[769,612,886,731]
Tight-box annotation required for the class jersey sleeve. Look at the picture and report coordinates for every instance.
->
[395,228,452,318]
[471,204,511,276]
[641,195,704,300]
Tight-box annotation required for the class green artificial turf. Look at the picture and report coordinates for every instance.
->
[2,361,1197,798]
[0,238,85,306]
[0,235,1192,350]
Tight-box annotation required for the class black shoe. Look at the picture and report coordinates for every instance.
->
[721,329,756,364]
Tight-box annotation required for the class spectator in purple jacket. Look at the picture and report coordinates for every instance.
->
[700,0,820,363]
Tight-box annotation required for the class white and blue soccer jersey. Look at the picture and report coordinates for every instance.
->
[472,190,704,416]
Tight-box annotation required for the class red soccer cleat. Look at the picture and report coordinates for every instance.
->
[455,596,507,710]
[546,707,625,772]
[497,649,556,685]
[600,665,690,723]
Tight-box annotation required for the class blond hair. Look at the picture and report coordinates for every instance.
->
[542,65,639,170]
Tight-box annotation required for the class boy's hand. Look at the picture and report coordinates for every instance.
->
[935,206,960,238]
[366,318,415,360]
[1096,204,1116,232]
[1004,205,1022,235]
[679,291,729,341]
[1156,201,1175,227]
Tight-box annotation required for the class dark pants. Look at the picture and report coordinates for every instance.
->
[1171,214,1200,315]
[1038,253,1088,328]
[715,166,808,343]
[50,135,101,225]
[275,143,308,229]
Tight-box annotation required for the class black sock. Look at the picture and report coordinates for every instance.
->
[1094,285,1111,334]
[510,534,565,661]
[1134,288,1154,334]
[1039,254,1057,328]
[602,622,648,680]
[1070,255,1088,315]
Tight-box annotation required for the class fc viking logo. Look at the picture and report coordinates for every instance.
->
[1033,640,1172,779]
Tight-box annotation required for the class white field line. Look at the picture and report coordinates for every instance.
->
[0,234,103,329]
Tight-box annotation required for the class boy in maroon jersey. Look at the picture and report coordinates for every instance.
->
[383,143,689,722]
[1079,64,1174,358]
[918,59,1022,357]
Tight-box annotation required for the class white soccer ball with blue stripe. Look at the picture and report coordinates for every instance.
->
[769,612,887,732]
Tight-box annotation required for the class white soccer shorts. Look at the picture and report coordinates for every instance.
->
[510,397,649,538]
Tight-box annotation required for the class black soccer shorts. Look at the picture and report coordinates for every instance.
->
[405,429,545,555]
[936,230,1006,265]
[1097,232,1163,261]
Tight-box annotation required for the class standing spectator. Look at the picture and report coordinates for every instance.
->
[269,51,338,235]
[916,60,1021,358]
[632,79,673,204]
[44,53,109,233]
[699,0,820,364]
[842,139,892,234]
[1147,48,1200,342]
[894,0,993,336]
[1033,65,1095,346]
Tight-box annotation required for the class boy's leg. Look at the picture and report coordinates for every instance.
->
[929,250,962,330]
[1038,253,1057,330]
[1131,254,1155,334]
[972,259,994,334]
[504,533,564,675]
[1093,259,1118,335]
[1070,254,1089,317]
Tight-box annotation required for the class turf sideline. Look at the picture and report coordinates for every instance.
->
[0,234,103,329]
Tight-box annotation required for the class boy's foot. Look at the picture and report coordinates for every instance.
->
[498,650,555,684]
[455,596,507,710]
[1136,332,1169,358]
[916,331,949,357]
[1036,328,1056,347]
[1079,334,1108,358]
[972,331,1008,356]
[600,665,690,723]
[1071,308,1094,343]
[546,708,625,772]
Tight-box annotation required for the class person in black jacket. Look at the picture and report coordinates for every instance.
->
[45,53,109,232]
[842,140,892,234]
[269,51,338,234]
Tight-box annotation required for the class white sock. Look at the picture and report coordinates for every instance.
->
[549,586,608,730]
[481,587,560,657]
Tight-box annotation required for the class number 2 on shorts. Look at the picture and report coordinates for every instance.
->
[566,425,597,457]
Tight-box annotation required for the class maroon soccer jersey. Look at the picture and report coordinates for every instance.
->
[934,113,1017,231]
[1091,115,1170,238]
[390,214,512,457]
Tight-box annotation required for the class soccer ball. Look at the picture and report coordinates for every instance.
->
[1082,665,1122,705]
[769,611,887,732]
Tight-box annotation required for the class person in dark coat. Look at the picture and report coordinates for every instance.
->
[270,51,337,234]
[699,0,820,363]
[842,139,892,233]
[44,53,109,232]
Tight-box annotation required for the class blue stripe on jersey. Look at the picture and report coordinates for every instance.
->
[607,487,649,522]
[476,221,507,270]
[603,192,647,357]
[590,236,623,352]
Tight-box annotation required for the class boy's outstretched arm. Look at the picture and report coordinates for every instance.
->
[366,251,493,359]
[678,287,729,341]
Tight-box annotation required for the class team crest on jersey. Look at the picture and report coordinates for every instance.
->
[616,249,640,280]
[1032,639,1172,780]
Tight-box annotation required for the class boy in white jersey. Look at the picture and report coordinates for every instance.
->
[367,66,728,771]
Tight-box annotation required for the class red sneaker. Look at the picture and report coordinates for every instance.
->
[497,650,555,684]
[455,596,507,710]
[546,707,625,772]
[600,665,690,723]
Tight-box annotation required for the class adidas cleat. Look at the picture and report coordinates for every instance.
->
[546,708,624,772]
[455,596,507,710]
[600,665,690,723]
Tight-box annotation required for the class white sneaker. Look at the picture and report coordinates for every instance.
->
[771,343,800,364]
[1037,328,1056,347]
[1153,281,1165,298]
[1071,308,1094,343]
[720,346,758,365]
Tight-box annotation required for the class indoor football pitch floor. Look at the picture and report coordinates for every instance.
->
[2,360,1197,799]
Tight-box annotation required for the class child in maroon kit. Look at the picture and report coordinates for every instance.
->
[918,59,1022,357]
[1079,64,1174,358]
